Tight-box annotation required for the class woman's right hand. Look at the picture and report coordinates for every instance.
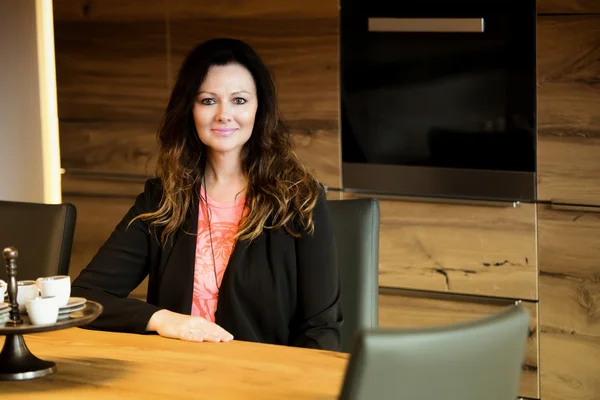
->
[147,309,234,343]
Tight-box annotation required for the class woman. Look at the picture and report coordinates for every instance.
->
[71,38,343,351]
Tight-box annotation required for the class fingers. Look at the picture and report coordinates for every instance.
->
[187,324,234,343]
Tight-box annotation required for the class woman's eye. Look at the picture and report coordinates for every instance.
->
[200,98,215,105]
[233,98,247,105]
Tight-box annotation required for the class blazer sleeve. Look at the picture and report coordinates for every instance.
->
[291,188,343,351]
[71,179,163,334]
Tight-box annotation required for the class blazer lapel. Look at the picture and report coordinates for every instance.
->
[158,200,199,315]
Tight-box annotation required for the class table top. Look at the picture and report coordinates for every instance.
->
[1,328,349,399]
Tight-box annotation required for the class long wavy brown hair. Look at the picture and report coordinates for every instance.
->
[133,38,322,246]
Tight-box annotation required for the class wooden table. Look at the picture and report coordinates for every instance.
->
[0,328,349,399]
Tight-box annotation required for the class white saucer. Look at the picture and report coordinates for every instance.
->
[59,304,85,315]
[60,297,86,311]
[0,302,8,310]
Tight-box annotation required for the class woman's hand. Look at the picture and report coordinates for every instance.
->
[147,309,234,343]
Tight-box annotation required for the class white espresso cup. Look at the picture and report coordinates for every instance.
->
[17,280,40,312]
[26,296,59,325]
[36,275,71,308]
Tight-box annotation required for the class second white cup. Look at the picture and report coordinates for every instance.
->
[36,275,71,308]
[26,296,59,325]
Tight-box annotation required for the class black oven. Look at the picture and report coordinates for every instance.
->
[340,0,536,202]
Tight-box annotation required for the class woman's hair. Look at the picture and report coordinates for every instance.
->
[134,38,322,245]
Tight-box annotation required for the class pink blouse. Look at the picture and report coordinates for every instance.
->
[191,187,245,322]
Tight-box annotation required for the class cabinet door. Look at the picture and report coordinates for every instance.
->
[345,193,538,300]
[537,15,600,205]
[380,290,539,399]
[538,204,600,400]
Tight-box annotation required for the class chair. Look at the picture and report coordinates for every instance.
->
[0,200,77,281]
[327,197,380,353]
[339,304,530,400]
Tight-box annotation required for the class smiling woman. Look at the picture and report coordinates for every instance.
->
[70,38,343,352]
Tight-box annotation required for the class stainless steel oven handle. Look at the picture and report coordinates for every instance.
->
[549,200,600,213]
[347,192,520,208]
[368,18,485,33]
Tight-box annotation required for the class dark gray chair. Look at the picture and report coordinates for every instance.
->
[0,200,77,281]
[339,304,530,400]
[328,197,380,353]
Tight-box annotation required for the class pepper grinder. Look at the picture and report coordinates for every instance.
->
[2,246,22,326]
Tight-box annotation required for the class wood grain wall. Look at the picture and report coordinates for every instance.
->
[536,2,600,399]
[54,0,339,187]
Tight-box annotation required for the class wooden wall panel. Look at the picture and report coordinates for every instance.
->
[344,194,538,300]
[59,122,158,175]
[537,0,600,13]
[53,20,168,121]
[538,204,600,400]
[380,291,539,398]
[537,16,600,205]
[54,0,340,187]
[167,0,337,20]
[52,0,337,21]
[52,0,167,21]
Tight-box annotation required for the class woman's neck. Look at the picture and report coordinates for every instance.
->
[203,152,247,202]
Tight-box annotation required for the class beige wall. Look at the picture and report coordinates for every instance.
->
[0,0,61,203]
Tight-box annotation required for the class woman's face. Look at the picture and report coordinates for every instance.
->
[193,63,258,156]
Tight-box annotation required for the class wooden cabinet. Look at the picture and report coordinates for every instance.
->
[344,194,538,300]
[538,204,600,400]
[379,290,539,399]
[537,15,600,205]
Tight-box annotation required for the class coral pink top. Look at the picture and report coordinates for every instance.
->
[191,187,245,322]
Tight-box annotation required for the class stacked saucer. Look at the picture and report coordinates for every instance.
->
[57,297,87,320]
[0,302,9,324]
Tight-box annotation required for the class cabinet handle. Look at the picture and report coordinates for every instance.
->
[368,18,485,33]
[550,200,600,213]
[347,192,520,208]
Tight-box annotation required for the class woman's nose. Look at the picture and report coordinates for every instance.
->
[215,105,232,123]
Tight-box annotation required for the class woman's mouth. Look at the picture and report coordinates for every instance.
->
[211,128,237,136]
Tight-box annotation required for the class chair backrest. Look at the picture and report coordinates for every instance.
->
[339,304,530,400]
[0,200,77,281]
[327,198,380,353]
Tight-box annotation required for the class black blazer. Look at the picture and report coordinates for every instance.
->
[71,179,343,351]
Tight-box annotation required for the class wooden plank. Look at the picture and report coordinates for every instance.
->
[59,121,158,176]
[58,119,339,190]
[380,291,539,398]
[62,173,147,198]
[168,0,338,20]
[53,0,167,21]
[537,15,600,205]
[345,193,538,300]
[169,18,340,188]
[538,204,600,400]
[537,0,600,13]
[53,0,337,21]
[54,20,169,120]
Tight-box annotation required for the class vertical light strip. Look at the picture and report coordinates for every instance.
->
[35,0,62,204]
